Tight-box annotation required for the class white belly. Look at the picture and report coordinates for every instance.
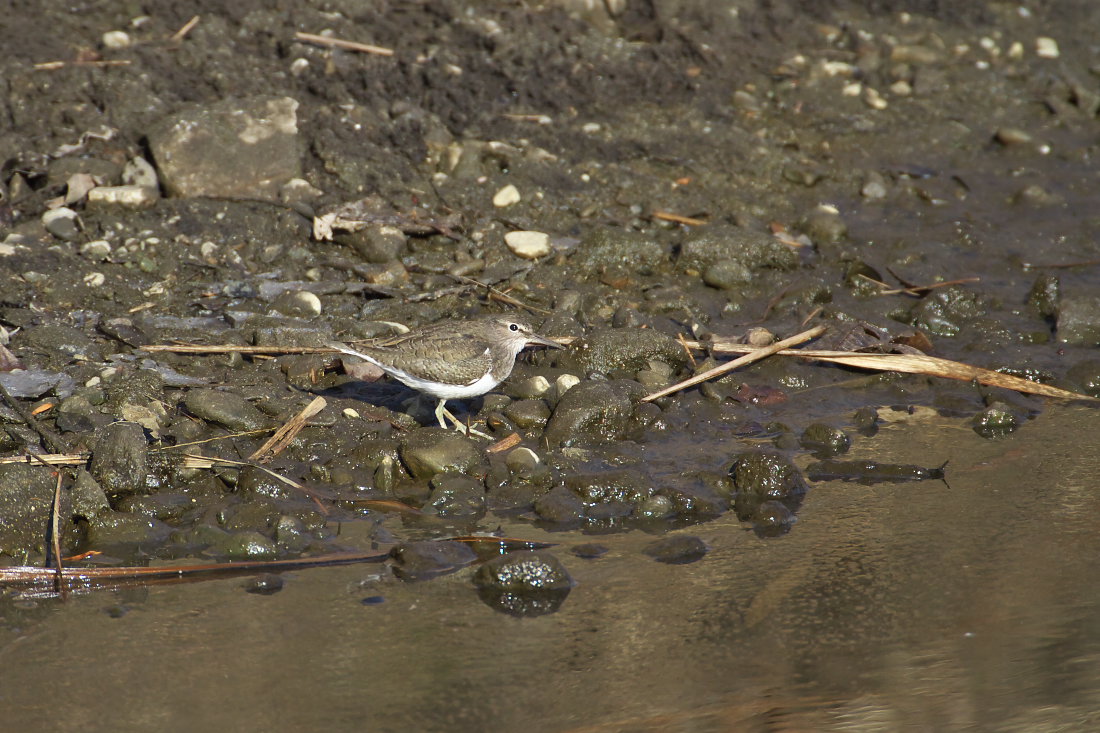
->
[380,362,500,400]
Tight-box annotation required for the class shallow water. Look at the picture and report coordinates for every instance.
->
[3,403,1100,732]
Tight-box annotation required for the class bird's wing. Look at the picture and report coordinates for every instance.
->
[393,346,494,386]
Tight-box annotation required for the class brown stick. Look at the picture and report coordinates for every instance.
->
[249,397,327,463]
[294,31,394,56]
[169,15,201,42]
[641,325,827,402]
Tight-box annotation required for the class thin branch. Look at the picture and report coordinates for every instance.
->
[642,325,826,402]
[249,397,327,463]
[294,31,394,57]
[169,15,201,42]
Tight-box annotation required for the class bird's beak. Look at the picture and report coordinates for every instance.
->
[526,333,565,349]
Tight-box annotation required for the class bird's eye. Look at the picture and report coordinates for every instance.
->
[509,323,519,331]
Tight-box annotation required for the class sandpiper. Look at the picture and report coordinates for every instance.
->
[329,315,563,438]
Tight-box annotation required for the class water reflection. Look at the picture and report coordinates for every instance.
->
[2,406,1100,731]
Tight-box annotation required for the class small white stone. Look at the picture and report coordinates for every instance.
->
[83,272,106,286]
[1007,41,1024,60]
[506,447,541,471]
[81,240,112,260]
[581,122,601,134]
[504,230,551,259]
[863,87,888,110]
[290,58,310,76]
[342,408,361,419]
[842,82,862,97]
[291,290,323,316]
[123,156,159,188]
[200,241,218,259]
[86,185,158,208]
[890,80,912,96]
[85,376,101,388]
[102,30,131,49]
[553,374,581,400]
[1036,37,1059,59]
[493,184,521,207]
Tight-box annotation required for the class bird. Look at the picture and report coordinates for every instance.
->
[328,314,563,439]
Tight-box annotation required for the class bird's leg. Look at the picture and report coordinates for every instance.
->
[436,400,492,440]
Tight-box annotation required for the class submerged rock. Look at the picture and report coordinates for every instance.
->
[799,423,851,457]
[391,540,478,580]
[474,551,574,616]
[643,535,708,564]
[730,451,808,531]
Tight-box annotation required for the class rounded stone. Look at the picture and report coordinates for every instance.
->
[504,230,551,259]
[399,429,486,480]
[473,551,573,591]
[642,535,708,564]
[182,388,274,431]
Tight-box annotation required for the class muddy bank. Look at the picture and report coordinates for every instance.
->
[1,0,1099,604]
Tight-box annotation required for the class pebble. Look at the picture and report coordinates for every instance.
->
[102,30,131,49]
[493,183,521,207]
[81,240,112,260]
[86,184,159,208]
[995,127,1033,146]
[504,230,551,259]
[122,156,159,188]
[42,207,80,240]
[1035,37,1059,59]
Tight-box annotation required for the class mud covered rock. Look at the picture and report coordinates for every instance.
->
[1057,294,1100,346]
[571,228,667,271]
[0,463,70,558]
[391,540,477,580]
[678,226,798,271]
[182,389,275,432]
[565,468,654,518]
[399,429,486,480]
[83,510,174,550]
[730,451,808,535]
[567,328,687,374]
[542,380,645,447]
[88,420,149,499]
[800,423,851,457]
[148,96,301,199]
[905,285,985,337]
[424,474,486,518]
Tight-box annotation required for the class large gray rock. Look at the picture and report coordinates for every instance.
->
[148,96,301,198]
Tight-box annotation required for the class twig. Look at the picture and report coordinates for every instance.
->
[642,326,827,402]
[294,31,394,57]
[652,211,707,226]
[169,15,200,42]
[182,453,330,515]
[858,273,981,297]
[249,397,327,463]
[33,59,132,71]
[487,432,522,453]
[141,343,334,354]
